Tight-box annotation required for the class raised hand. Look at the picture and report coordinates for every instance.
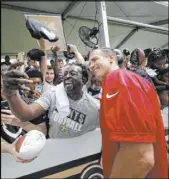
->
[2,62,33,97]
[50,45,60,54]
[68,44,78,53]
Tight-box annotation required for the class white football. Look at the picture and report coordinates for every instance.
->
[15,130,46,160]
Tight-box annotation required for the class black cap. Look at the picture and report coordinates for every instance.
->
[27,48,45,61]
[26,69,43,82]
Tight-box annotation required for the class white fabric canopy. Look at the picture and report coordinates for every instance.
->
[1,1,168,55]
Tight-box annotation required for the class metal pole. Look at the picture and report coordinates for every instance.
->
[115,28,139,49]
[107,16,168,35]
[160,42,168,49]
[95,1,110,47]
[150,19,168,26]
[62,1,81,20]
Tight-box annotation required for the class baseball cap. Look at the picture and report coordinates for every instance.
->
[26,69,43,82]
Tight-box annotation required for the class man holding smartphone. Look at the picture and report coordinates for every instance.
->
[23,69,44,100]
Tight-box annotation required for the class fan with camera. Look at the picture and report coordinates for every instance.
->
[78,26,99,49]
[63,44,75,59]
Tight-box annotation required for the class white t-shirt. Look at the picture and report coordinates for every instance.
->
[42,82,53,93]
[34,88,100,138]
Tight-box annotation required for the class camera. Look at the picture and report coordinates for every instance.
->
[63,44,75,59]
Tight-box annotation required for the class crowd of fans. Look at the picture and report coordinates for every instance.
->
[1,37,168,163]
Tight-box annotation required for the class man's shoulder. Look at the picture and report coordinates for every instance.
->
[83,91,98,100]
[109,69,134,78]
[82,92,100,109]
[105,69,129,87]
[108,69,152,86]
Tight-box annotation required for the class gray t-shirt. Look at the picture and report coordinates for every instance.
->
[34,88,100,138]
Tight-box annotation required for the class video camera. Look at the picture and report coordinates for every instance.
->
[63,44,75,59]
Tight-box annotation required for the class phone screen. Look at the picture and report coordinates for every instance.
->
[1,101,9,109]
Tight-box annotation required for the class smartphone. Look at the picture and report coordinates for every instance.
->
[1,101,9,110]
[35,84,43,93]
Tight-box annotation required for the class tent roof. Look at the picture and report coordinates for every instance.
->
[1,1,168,55]
[2,1,168,23]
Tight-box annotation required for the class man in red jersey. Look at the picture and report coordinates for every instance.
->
[88,47,168,178]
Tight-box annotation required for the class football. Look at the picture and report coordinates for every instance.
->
[15,130,46,160]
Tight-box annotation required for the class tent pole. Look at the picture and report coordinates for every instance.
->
[62,1,81,20]
[150,19,168,26]
[160,42,168,49]
[107,16,168,35]
[95,1,110,47]
[115,28,139,49]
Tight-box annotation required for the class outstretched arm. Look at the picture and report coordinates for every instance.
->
[2,62,45,122]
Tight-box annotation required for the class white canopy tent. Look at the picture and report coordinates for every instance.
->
[1,1,168,56]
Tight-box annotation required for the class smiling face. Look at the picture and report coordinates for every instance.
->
[88,49,117,80]
[27,77,42,91]
[45,68,55,84]
[57,59,64,69]
[63,65,83,94]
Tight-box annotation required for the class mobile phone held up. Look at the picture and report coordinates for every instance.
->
[1,100,9,110]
